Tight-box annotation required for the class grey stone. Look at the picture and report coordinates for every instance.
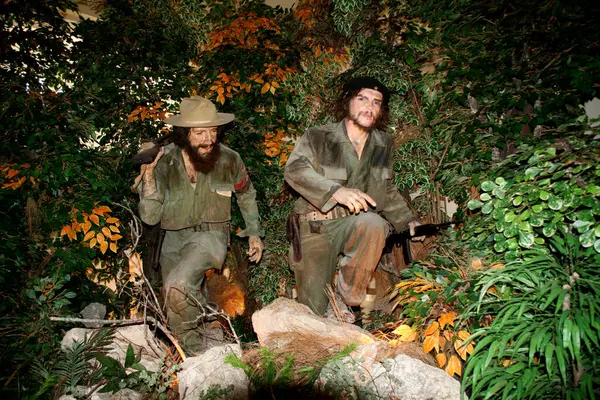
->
[80,303,107,328]
[177,344,248,400]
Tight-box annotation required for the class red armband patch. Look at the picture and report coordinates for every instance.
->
[234,163,249,192]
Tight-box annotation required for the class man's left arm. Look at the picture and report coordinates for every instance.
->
[233,160,264,262]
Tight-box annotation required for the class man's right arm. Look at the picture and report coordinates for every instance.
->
[284,131,341,212]
[137,148,165,226]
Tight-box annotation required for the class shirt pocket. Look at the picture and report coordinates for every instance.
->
[369,168,391,211]
[207,182,235,221]
[321,165,348,184]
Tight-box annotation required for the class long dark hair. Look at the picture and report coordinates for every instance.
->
[171,126,191,148]
[334,88,390,131]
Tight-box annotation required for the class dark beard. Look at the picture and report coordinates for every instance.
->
[182,140,221,174]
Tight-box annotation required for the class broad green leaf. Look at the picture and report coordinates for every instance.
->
[548,195,563,210]
[480,193,492,202]
[493,208,505,220]
[539,190,550,201]
[573,220,592,233]
[125,344,135,368]
[481,181,497,192]
[587,184,600,195]
[504,223,519,238]
[467,199,483,210]
[519,221,532,232]
[492,187,506,199]
[504,212,517,223]
[542,223,557,237]
[532,204,543,213]
[507,237,519,250]
[529,214,544,227]
[579,229,595,248]
[525,166,542,177]
[513,195,523,206]
[495,177,507,187]
[595,239,600,253]
[544,342,554,375]
[482,201,493,214]
[595,225,600,237]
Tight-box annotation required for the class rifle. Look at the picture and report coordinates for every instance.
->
[384,221,460,264]
[131,135,172,166]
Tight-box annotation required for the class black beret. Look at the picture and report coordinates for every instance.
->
[343,76,390,105]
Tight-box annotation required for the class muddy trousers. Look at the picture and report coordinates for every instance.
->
[289,212,389,315]
[159,229,228,352]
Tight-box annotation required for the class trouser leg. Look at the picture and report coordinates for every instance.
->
[160,230,227,351]
[289,222,338,315]
[328,213,389,307]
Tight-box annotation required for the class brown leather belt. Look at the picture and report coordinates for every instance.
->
[180,221,230,232]
[297,207,351,221]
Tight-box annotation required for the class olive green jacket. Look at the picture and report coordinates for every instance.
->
[138,144,263,237]
[284,121,416,232]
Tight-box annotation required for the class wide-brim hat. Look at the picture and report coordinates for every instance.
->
[343,76,390,105]
[164,96,235,127]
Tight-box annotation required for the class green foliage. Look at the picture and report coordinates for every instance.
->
[465,131,600,260]
[464,242,600,399]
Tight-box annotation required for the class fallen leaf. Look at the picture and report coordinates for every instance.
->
[436,353,447,368]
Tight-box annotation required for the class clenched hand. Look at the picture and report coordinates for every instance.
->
[332,187,377,214]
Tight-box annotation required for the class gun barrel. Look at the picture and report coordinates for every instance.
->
[131,146,160,166]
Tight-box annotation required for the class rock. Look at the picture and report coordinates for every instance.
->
[317,353,463,400]
[61,325,166,372]
[252,298,376,360]
[59,388,141,400]
[80,303,107,328]
[177,344,248,400]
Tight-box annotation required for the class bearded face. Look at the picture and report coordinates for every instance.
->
[346,88,383,132]
[183,127,221,174]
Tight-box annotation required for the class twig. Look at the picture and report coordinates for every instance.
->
[49,316,186,362]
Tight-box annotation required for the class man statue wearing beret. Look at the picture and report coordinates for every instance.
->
[284,77,421,317]
[135,96,264,353]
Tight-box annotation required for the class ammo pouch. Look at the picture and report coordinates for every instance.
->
[286,212,302,262]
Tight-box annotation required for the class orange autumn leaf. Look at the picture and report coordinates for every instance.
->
[261,83,271,94]
[106,217,119,224]
[109,225,120,233]
[424,321,439,336]
[455,339,468,360]
[471,258,482,270]
[271,81,280,88]
[101,227,111,237]
[438,312,457,329]
[89,238,97,248]
[458,330,471,340]
[60,225,71,238]
[92,206,110,216]
[436,353,448,368]
[89,214,100,226]
[109,242,117,253]
[446,355,462,377]
[423,332,439,354]
[439,334,447,349]
[6,169,19,179]
[111,234,123,241]
[96,233,106,244]
[83,231,95,241]
[99,240,108,254]
[466,342,475,354]
[83,220,92,233]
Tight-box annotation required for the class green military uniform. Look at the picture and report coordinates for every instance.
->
[138,144,262,350]
[284,121,416,314]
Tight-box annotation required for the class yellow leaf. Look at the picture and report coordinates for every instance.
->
[109,242,117,253]
[490,263,505,269]
[423,332,439,354]
[96,233,105,244]
[90,214,100,226]
[458,330,470,340]
[269,85,276,94]
[447,355,462,377]
[392,324,413,336]
[102,227,111,237]
[83,220,92,233]
[271,81,280,88]
[400,330,417,343]
[261,83,270,94]
[455,339,468,361]
[110,225,120,233]
[436,353,447,368]
[90,238,97,248]
[106,217,119,224]
[83,231,95,241]
[99,240,108,254]
[67,227,77,241]
[439,334,447,349]
[424,321,439,336]
[471,258,482,270]
[438,312,457,329]
[111,234,123,241]
[466,342,475,354]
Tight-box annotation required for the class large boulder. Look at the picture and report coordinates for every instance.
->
[252,297,376,360]
[177,344,248,400]
[61,325,166,372]
[317,353,463,400]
